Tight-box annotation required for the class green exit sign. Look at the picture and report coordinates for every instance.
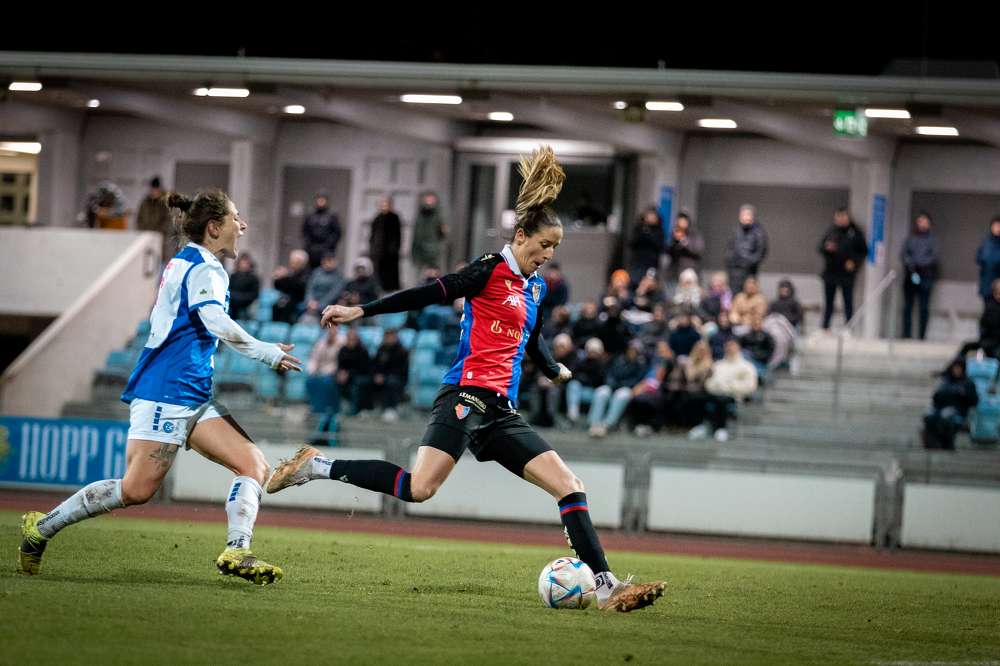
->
[833,109,868,137]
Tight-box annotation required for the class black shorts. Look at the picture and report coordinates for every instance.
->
[421,384,552,476]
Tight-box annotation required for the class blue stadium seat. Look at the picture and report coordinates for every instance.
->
[358,326,383,355]
[258,321,291,343]
[412,385,440,409]
[290,323,322,347]
[237,320,259,336]
[284,374,308,403]
[255,289,282,322]
[378,312,408,330]
[415,364,447,385]
[971,393,1000,442]
[255,365,280,400]
[417,305,456,331]
[434,349,454,366]
[135,320,151,339]
[409,348,435,368]
[967,358,999,382]
[397,328,417,350]
[415,330,442,350]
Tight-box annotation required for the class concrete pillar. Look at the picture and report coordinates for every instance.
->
[229,139,277,280]
[36,128,81,227]
[635,134,685,256]
[849,159,893,338]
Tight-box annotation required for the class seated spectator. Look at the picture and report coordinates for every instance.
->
[701,271,733,323]
[689,339,758,442]
[566,338,607,425]
[340,257,380,306]
[588,340,649,437]
[763,311,798,373]
[671,268,702,317]
[229,253,259,320]
[739,313,776,384]
[543,304,573,341]
[604,269,634,310]
[668,313,701,358]
[665,340,714,428]
[337,328,373,415]
[272,249,311,324]
[539,333,580,428]
[306,327,344,445]
[923,358,978,450]
[540,262,569,320]
[627,341,676,437]
[371,328,409,422]
[769,278,804,332]
[709,310,736,360]
[631,272,663,314]
[300,252,348,325]
[730,276,768,329]
[959,278,1000,360]
[571,300,601,346]
[597,298,631,356]
[638,303,670,354]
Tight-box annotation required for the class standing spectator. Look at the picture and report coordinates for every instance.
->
[818,207,867,330]
[701,272,733,323]
[565,338,607,425]
[769,278,804,331]
[302,192,342,269]
[923,358,978,450]
[410,191,448,274]
[540,262,570,320]
[739,313,776,384]
[724,204,768,294]
[588,341,648,437]
[371,328,410,422]
[709,310,736,360]
[901,212,941,340]
[228,253,260,321]
[975,216,1000,304]
[136,176,173,261]
[369,197,401,292]
[958,278,1000,360]
[571,300,602,347]
[665,212,705,282]
[272,249,311,324]
[306,328,344,441]
[689,339,758,442]
[730,276,768,328]
[300,252,348,325]
[340,258,380,306]
[668,313,701,358]
[628,207,665,285]
[336,328,373,416]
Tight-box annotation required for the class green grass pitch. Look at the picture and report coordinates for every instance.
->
[2,510,999,665]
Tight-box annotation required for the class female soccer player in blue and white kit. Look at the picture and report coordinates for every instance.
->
[267,147,664,611]
[17,190,301,585]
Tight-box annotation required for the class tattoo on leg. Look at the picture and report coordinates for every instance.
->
[148,444,178,470]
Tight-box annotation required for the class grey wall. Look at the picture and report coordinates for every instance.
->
[909,191,1000,282]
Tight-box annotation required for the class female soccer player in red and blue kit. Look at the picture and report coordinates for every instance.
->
[267,147,664,611]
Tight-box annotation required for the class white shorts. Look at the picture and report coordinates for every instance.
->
[127,398,230,447]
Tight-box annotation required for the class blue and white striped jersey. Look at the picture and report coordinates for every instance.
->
[122,243,230,406]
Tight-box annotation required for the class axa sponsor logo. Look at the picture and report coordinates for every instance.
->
[503,294,521,308]
[490,320,522,341]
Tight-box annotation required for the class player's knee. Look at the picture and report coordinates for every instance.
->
[121,479,158,506]
[561,475,585,496]
[235,448,270,485]
[409,480,439,503]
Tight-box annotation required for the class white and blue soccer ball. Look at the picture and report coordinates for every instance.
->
[538,557,596,609]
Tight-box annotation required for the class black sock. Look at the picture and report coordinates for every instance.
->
[329,460,413,502]
[558,492,609,574]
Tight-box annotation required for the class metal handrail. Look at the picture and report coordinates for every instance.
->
[832,269,898,417]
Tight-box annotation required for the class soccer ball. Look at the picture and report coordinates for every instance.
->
[537,557,596,609]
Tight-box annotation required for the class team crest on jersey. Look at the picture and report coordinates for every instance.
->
[454,404,471,420]
[532,284,541,303]
[503,294,521,308]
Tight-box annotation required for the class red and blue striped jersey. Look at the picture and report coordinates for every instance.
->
[361,245,560,405]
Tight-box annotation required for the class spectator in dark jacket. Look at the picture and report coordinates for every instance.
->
[337,328,373,415]
[340,258,380,306]
[710,310,736,360]
[725,204,768,295]
[628,340,676,436]
[701,272,733,324]
[369,197,402,291]
[543,305,573,341]
[136,177,174,261]
[819,207,868,329]
[302,193,342,269]
[540,262,569,320]
[300,252,348,324]
[668,313,701,358]
[272,249,311,324]
[959,278,1000,360]
[566,338,607,424]
[975,216,1000,303]
[629,207,665,285]
[770,278,804,331]
[901,212,941,340]
[228,253,260,320]
[923,358,978,450]
[371,328,409,422]
[571,300,601,347]
[588,341,649,437]
[410,191,447,273]
[639,303,670,354]
[597,299,631,356]
[739,313,776,383]
[666,212,705,282]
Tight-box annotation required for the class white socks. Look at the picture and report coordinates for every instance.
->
[225,476,262,550]
[37,479,124,539]
[310,455,334,480]
[594,571,621,605]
